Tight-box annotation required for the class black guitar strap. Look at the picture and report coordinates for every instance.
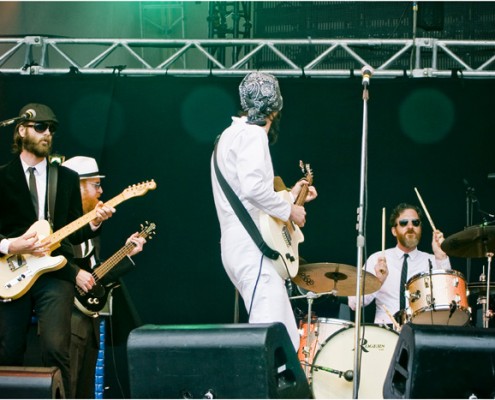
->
[47,162,58,228]
[213,140,279,261]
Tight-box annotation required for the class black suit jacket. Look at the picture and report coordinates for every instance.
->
[0,156,98,282]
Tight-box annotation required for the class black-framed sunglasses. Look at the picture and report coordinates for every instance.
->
[25,121,57,134]
[397,219,421,227]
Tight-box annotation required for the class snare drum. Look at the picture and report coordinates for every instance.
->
[311,324,398,399]
[298,318,353,373]
[406,269,470,326]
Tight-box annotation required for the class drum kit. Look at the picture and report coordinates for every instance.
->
[289,225,495,399]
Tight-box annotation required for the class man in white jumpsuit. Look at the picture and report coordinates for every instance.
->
[211,72,317,350]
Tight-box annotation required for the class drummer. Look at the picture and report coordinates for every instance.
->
[347,202,450,325]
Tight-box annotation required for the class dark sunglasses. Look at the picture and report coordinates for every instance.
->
[25,122,57,134]
[397,219,421,227]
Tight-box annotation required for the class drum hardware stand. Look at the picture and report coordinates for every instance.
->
[483,252,493,328]
[352,65,373,399]
[290,290,336,377]
[427,259,437,323]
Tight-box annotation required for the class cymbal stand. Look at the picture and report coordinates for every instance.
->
[290,290,336,377]
[352,66,372,399]
[483,252,493,328]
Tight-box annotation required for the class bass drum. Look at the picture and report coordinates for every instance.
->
[298,318,353,375]
[311,325,398,399]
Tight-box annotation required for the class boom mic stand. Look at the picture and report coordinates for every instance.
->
[352,65,373,399]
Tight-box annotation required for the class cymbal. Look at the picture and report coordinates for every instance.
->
[468,281,495,295]
[291,262,381,296]
[441,225,495,258]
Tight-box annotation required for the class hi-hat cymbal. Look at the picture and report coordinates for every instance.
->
[441,225,495,258]
[291,262,381,296]
[468,281,495,295]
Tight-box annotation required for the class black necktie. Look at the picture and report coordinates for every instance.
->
[28,167,39,218]
[399,253,409,311]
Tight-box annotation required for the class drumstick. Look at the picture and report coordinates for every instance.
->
[381,305,401,332]
[414,187,437,231]
[381,207,386,255]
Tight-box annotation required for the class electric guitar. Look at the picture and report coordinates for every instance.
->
[259,161,313,279]
[74,221,156,317]
[0,180,157,301]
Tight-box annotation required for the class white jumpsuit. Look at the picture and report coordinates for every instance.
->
[211,116,300,350]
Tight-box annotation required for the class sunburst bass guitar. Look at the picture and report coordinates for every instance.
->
[74,221,156,317]
[0,180,157,301]
[259,161,313,279]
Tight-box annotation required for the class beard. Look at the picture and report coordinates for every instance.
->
[268,112,281,145]
[397,229,421,249]
[81,189,99,214]
[22,132,52,158]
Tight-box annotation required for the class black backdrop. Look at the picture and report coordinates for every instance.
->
[1,74,494,395]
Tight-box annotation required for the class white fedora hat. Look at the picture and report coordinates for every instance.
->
[62,156,105,179]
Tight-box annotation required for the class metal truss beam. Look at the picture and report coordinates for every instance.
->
[0,36,494,78]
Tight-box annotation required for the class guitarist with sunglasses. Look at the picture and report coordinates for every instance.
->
[0,103,116,398]
[62,156,146,399]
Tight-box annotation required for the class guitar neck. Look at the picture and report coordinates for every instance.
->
[93,242,135,280]
[43,193,128,247]
[295,184,309,206]
[93,225,153,280]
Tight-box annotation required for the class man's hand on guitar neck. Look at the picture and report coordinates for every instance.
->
[290,179,318,203]
[90,201,116,229]
[7,231,51,256]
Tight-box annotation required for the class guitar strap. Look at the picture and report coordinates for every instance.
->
[213,141,279,261]
[47,162,58,228]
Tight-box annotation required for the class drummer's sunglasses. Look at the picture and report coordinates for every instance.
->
[397,219,421,227]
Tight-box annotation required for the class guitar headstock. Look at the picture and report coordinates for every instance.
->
[122,180,157,199]
[299,160,313,186]
[138,221,157,240]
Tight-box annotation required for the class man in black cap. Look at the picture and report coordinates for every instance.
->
[0,103,116,397]
[210,73,318,350]
[63,155,146,399]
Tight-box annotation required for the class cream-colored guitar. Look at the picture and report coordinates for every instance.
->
[0,180,157,301]
[259,162,313,279]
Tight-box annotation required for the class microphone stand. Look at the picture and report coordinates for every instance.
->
[352,69,371,399]
[465,183,475,282]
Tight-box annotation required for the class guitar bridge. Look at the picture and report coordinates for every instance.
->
[7,255,26,271]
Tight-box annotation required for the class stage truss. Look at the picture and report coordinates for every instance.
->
[0,36,494,78]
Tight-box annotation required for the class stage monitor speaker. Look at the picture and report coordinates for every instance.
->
[383,323,495,399]
[127,322,310,399]
[0,366,65,398]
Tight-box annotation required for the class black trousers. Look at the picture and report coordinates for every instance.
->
[0,275,74,398]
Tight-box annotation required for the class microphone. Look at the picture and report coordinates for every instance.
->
[313,364,354,381]
[0,109,36,128]
[343,370,354,382]
[463,178,476,197]
[361,65,374,87]
[448,301,456,319]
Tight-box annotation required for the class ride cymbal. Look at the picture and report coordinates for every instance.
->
[291,262,381,296]
[441,225,495,258]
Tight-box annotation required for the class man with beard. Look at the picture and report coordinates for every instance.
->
[348,203,450,325]
[62,156,146,399]
[0,103,115,398]
[211,72,317,350]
